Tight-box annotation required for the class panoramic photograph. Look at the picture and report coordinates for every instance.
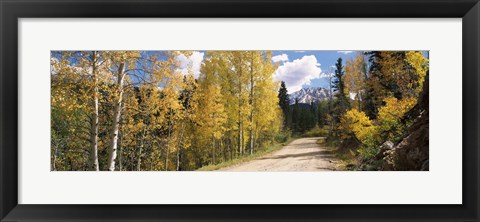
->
[51,50,429,171]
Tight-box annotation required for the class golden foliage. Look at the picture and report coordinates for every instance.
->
[343,53,367,108]
[339,109,378,143]
[377,97,417,140]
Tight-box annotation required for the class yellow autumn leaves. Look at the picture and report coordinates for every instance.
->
[337,51,427,159]
[339,97,417,159]
[51,50,283,171]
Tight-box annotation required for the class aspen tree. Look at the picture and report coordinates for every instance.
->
[107,51,140,171]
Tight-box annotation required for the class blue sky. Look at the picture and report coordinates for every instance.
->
[269,50,429,92]
[170,50,427,93]
[138,50,360,92]
[52,50,428,94]
[175,50,360,93]
[270,50,358,92]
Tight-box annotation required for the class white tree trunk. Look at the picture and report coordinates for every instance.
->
[118,131,123,171]
[249,54,255,155]
[176,122,185,171]
[89,51,99,171]
[237,56,244,156]
[52,145,57,171]
[238,108,243,156]
[136,128,146,171]
[212,136,216,164]
[164,123,172,171]
[107,62,126,171]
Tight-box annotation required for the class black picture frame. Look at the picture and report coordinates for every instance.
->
[1,0,479,221]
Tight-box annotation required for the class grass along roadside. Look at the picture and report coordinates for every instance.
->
[197,137,297,171]
[316,138,357,171]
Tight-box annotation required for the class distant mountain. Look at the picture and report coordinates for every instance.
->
[289,87,332,105]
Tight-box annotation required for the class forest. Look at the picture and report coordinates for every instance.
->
[51,50,429,171]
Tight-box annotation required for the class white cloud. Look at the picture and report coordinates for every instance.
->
[175,51,205,78]
[271,54,289,63]
[319,72,334,78]
[337,51,353,54]
[273,55,322,92]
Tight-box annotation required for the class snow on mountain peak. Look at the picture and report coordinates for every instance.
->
[288,87,331,105]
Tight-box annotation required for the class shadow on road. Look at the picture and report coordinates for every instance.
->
[259,150,335,161]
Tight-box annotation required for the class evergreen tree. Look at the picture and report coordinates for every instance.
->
[316,100,328,127]
[278,81,290,129]
[292,98,300,132]
[363,51,381,119]
[363,51,428,119]
[310,101,318,128]
[332,58,350,124]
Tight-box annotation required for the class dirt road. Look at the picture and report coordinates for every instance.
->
[220,137,336,171]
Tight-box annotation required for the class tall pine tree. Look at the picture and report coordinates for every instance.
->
[278,81,290,129]
[332,58,350,130]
